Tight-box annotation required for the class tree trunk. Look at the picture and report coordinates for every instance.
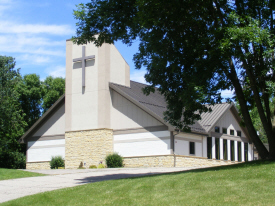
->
[228,59,269,159]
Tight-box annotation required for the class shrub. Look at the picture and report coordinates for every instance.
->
[0,150,26,169]
[89,165,97,169]
[105,153,123,168]
[50,156,64,169]
[97,163,106,169]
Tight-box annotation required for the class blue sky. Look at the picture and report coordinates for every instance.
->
[0,0,232,97]
[0,0,146,82]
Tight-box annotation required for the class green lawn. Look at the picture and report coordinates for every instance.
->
[0,168,44,180]
[2,160,275,205]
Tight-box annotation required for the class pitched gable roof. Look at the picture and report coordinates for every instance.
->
[110,81,237,135]
[109,80,253,141]
[197,103,232,133]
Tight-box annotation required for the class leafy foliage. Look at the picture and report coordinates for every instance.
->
[0,150,26,169]
[50,156,65,169]
[16,74,43,131]
[0,56,26,168]
[73,0,275,159]
[97,163,106,169]
[105,153,123,168]
[42,76,65,113]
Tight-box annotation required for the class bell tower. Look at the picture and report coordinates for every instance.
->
[65,40,130,168]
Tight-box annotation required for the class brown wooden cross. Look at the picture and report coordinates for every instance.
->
[73,46,95,87]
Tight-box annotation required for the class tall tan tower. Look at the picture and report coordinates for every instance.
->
[65,40,130,168]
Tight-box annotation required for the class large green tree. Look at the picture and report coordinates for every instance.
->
[16,74,43,131]
[73,0,275,159]
[42,76,65,113]
[0,56,25,151]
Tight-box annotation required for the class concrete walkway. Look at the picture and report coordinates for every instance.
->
[0,167,205,203]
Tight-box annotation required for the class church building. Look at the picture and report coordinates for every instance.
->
[20,40,254,169]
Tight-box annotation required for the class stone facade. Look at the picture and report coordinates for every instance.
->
[175,155,235,167]
[26,162,50,170]
[65,128,113,169]
[124,155,238,168]
[123,155,174,167]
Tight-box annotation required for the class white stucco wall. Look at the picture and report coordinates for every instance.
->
[27,139,65,162]
[33,104,65,137]
[174,133,203,157]
[111,91,164,129]
[110,45,130,87]
[114,131,170,157]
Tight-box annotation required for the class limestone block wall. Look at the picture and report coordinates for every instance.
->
[175,155,235,167]
[26,162,50,170]
[123,155,174,167]
[124,155,237,168]
[65,129,113,169]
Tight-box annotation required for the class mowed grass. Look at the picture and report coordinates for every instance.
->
[2,160,275,206]
[0,168,44,180]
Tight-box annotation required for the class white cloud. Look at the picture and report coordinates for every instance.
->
[17,54,51,64]
[0,34,65,56]
[0,21,74,35]
[0,0,14,16]
[0,35,63,46]
[221,89,234,99]
[45,65,66,78]
[130,69,147,84]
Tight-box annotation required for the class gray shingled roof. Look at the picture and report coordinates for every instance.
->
[198,103,232,132]
[110,81,232,134]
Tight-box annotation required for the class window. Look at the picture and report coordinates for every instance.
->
[237,131,241,137]
[223,139,228,160]
[207,137,212,159]
[222,128,227,134]
[189,142,195,155]
[230,140,235,161]
[215,138,220,160]
[215,126,220,133]
[230,129,234,136]
[238,142,242,162]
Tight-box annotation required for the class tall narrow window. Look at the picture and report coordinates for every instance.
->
[238,142,242,162]
[222,128,227,134]
[223,139,227,160]
[230,129,235,136]
[189,142,195,155]
[207,137,212,159]
[231,140,235,161]
[215,138,220,160]
[237,131,241,137]
[215,126,220,133]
